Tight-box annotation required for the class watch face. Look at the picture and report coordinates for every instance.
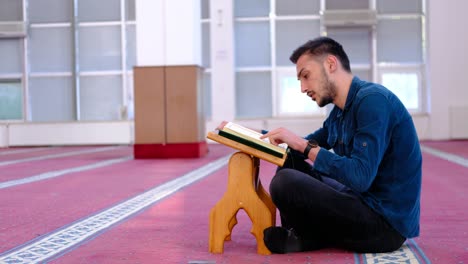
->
[308,139,318,147]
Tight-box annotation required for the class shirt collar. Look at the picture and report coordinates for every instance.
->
[343,76,361,111]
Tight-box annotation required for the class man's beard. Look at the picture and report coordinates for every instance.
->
[317,68,337,107]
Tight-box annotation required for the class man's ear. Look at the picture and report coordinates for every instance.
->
[326,55,338,73]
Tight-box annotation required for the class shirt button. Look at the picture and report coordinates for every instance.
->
[362,142,367,147]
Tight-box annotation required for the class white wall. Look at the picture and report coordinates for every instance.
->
[426,0,468,139]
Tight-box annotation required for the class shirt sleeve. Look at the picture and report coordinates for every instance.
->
[313,93,392,192]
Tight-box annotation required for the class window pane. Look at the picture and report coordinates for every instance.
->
[234,0,270,18]
[236,72,272,118]
[377,0,422,14]
[79,26,122,71]
[279,76,321,115]
[276,20,320,66]
[202,22,211,68]
[78,0,121,22]
[29,77,75,121]
[0,39,22,74]
[29,0,72,23]
[203,72,211,119]
[124,73,134,120]
[327,27,371,65]
[235,22,271,67]
[126,25,136,70]
[29,27,72,72]
[377,19,422,63]
[126,0,136,21]
[0,81,22,120]
[276,0,320,16]
[0,0,22,21]
[326,0,368,10]
[79,75,123,121]
[382,73,419,110]
[353,69,371,82]
[201,0,210,19]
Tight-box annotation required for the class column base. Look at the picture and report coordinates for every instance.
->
[134,142,208,159]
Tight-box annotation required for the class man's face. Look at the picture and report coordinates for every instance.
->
[296,54,336,107]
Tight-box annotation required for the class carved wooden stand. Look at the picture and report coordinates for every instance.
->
[209,151,276,255]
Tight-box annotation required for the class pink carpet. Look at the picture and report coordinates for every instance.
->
[1,142,467,263]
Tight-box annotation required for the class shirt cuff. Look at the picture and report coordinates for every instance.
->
[313,148,337,176]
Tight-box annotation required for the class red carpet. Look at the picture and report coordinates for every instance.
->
[1,142,467,263]
[0,145,232,254]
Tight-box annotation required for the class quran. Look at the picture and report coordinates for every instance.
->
[207,122,288,166]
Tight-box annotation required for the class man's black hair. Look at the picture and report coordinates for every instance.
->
[289,36,351,73]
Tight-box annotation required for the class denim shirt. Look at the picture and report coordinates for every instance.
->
[307,77,422,238]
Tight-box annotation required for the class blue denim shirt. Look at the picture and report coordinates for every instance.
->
[307,77,422,238]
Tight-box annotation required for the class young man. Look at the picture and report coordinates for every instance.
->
[260,37,422,253]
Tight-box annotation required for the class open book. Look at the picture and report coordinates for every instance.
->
[215,122,288,159]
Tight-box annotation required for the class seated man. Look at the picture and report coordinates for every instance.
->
[259,37,422,253]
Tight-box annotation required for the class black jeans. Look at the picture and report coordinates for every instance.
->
[269,155,405,253]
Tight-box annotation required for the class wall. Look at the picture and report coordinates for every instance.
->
[426,0,468,139]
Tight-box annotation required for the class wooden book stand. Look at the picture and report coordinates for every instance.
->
[207,132,286,255]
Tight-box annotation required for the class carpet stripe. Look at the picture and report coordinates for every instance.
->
[420,145,468,167]
[407,239,432,264]
[0,146,125,167]
[0,147,58,156]
[361,242,422,263]
[0,156,132,190]
[0,155,230,263]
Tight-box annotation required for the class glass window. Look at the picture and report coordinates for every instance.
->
[0,81,23,120]
[276,20,320,66]
[381,72,420,110]
[276,0,320,16]
[234,0,270,18]
[29,0,72,23]
[29,77,75,121]
[201,0,210,19]
[0,39,22,74]
[126,0,136,21]
[377,19,423,63]
[78,0,121,22]
[278,75,322,115]
[79,75,123,121]
[235,22,271,67]
[353,69,372,82]
[0,0,22,21]
[126,25,136,70]
[327,27,371,65]
[29,27,72,72]
[326,0,368,10]
[377,0,422,14]
[124,73,134,120]
[202,23,211,68]
[236,72,272,118]
[79,26,122,71]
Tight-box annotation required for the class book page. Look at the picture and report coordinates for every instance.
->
[223,122,288,149]
[224,122,268,142]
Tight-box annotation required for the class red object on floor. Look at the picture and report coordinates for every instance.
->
[134,142,208,159]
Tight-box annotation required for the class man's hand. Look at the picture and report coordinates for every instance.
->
[260,127,307,151]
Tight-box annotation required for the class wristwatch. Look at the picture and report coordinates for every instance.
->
[303,139,318,158]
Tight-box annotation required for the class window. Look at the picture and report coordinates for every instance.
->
[228,0,427,119]
[0,0,136,122]
[0,81,23,120]
[380,69,422,111]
